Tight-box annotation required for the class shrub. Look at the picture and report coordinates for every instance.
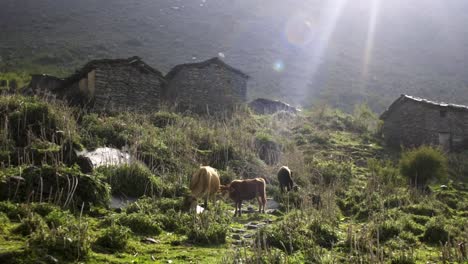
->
[44,209,73,229]
[311,160,353,186]
[13,212,47,236]
[254,131,281,165]
[29,217,90,261]
[150,111,180,128]
[185,208,230,245]
[377,221,400,243]
[118,213,161,236]
[260,211,315,254]
[309,221,338,249]
[399,216,425,236]
[0,212,9,234]
[0,201,28,221]
[94,224,130,253]
[0,165,110,209]
[391,254,415,264]
[155,210,192,234]
[98,163,164,197]
[422,217,449,244]
[399,146,448,187]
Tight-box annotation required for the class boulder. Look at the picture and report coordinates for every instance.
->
[248,98,300,115]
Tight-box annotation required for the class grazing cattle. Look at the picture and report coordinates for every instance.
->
[221,178,267,217]
[277,166,294,193]
[187,166,220,210]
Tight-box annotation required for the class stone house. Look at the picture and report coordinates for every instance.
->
[380,94,468,151]
[164,57,249,114]
[56,56,165,112]
[248,98,300,115]
[25,74,64,98]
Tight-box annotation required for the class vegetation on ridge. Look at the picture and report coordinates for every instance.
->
[0,94,466,263]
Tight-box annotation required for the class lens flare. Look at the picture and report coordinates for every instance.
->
[273,60,284,72]
[362,0,381,83]
[285,13,317,47]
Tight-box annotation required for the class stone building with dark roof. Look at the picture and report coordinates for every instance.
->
[248,98,300,115]
[164,57,249,114]
[380,94,468,151]
[57,56,166,112]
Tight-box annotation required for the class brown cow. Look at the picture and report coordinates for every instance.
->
[186,166,220,211]
[221,178,267,217]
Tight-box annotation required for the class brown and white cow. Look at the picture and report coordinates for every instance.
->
[186,166,220,211]
[221,178,267,217]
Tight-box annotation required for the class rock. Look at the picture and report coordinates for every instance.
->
[44,255,58,264]
[141,237,159,244]
[247,206,254,211]
[245,224,258,230]
[233,240,243,246]
[8,176,25,182]
[265,209,282,216]
[244,233,254,239]
[266,198,280,210]
[232,234,242,240]
[76,156,93,173]
[230,228,246,234]
[440,185,448,190]
[248,98,300,115]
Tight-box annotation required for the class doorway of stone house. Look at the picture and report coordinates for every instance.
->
[438,132,451,151]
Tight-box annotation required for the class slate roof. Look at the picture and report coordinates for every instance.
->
[165,57,249,80]
[60,56,165,88]
[380,94,468,119]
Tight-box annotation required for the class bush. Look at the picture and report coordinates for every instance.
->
[309,221,338,249]
[254,131,282,165]
[98,163,164,197]
[118,213,161,236]
[260,211,315,254]
[44,209,73,229]
[399,146,448,187]
[185,208,230,245]
[311,160,353,185]
[391,254,415,264]
[150,111,180,128]
[13,212,47,236]
[29,217,90,261]
[0,212,9,234]
[399,216,425,236]
[94,224,130,253]
[422,217,449,244]
[377,221,400,243]
[0,165,110,209]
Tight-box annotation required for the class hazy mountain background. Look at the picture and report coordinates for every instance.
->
[1,0,468,112]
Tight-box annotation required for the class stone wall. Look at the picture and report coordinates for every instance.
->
[382,100,468,150]
[72,64,163,112]
[165,63,247,114]
[26,75,63,95]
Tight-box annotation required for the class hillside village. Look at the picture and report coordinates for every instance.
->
[0,64,467,263]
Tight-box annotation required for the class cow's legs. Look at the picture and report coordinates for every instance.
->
[238,201,243,217]
[204,196,208,210]
[257,196,262,213]
[233,201,239,217]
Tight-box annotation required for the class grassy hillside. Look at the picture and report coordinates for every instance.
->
[0,94,466,263]
[2,0,468,112]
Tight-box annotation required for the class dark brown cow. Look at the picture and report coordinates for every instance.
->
[277,166,294,193]
[221,178,267,217]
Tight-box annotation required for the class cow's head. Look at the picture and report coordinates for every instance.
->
[219,184,235,198]
[183,195,198,211]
